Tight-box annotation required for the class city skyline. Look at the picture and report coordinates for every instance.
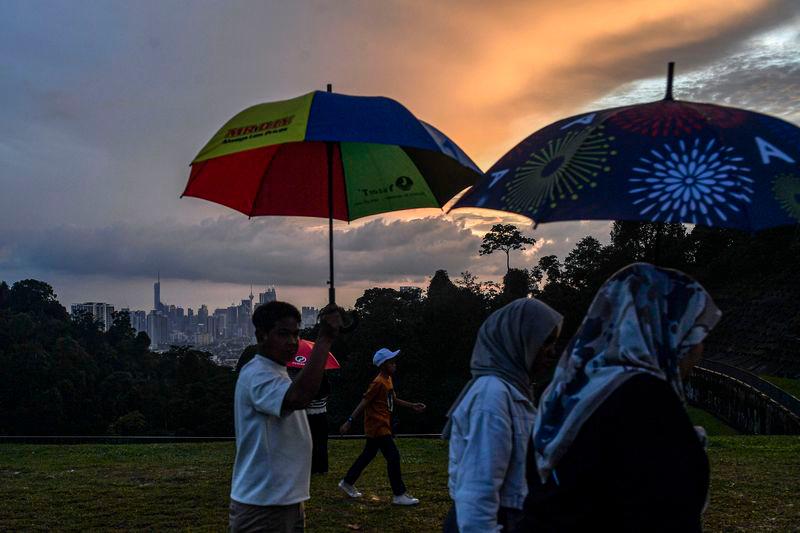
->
[54,274,383,313]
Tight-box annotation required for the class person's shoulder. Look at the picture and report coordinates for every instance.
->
[461,376,517,411]
[599,373,684,423]
[373,374,391,387]
[244,356,285,380]
[472,375,515,397]
[615,373,676,403]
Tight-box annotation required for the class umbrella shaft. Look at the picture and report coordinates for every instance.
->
[327,140,335,304]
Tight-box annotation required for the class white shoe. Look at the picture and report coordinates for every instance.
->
[392,493,419,506]
[338,479,362,498]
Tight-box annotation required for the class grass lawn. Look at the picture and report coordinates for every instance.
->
[761,375,800,400]
[1,437,798,532]
[687,406,739,436]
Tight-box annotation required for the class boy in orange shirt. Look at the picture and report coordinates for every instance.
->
[338,348,425,505]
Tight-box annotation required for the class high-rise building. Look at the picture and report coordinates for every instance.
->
[70,302,115,332]
[154,272,161,312]
[213,308,228,338]
[147,311,168,348]
[198,304,209,325]
[131,310,147,334]
[301,306,319,329]
[258,287,277,307]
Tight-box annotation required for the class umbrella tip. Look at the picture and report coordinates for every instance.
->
[665,62,675,101]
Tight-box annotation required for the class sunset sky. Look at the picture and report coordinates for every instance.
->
[2,0,799,311]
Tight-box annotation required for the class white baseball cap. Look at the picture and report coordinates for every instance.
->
[373,348,400,367]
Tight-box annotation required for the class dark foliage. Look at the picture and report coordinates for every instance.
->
[2,223,798,436]
[0,282,235,436]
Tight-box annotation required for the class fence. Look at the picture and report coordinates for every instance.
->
[687,360,800,435]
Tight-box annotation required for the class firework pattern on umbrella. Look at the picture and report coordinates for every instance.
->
[772,173,800,221]
[453,99,800,231]
[629,138,754,225]
[500,125,617,216]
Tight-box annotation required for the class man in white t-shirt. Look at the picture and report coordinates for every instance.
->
[229,301,341,532]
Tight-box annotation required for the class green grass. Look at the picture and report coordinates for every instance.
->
[1,437,798,531]
[761,375,800,400]
[687,406,739,436]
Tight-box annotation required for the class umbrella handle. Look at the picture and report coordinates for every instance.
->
[317,306,360,334]
[340,310,360,334]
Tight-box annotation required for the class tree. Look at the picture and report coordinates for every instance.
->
[502,268,530,301]
[8,279,68,320]
[537,255,562,285]
[609,221,688,268]
[427,270,458,300]
[563,236,607,291]
[479,224,536,272]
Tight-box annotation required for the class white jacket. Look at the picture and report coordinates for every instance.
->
[447,375,535,533]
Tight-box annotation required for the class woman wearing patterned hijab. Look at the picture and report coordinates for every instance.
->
[516,263,721,533]
[443,298,563,533]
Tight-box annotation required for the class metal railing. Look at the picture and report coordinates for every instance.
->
[697,360,800,417]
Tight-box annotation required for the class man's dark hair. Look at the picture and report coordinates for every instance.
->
[252,301,301,342]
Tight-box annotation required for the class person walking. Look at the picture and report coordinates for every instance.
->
[518,263,721,532]
[229,301,341,533]
[442,298,563,533]
[338,348,425,506]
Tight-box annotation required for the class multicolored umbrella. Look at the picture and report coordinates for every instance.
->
[452,64,800,232]
[287,339,340,370]
[182,87,481,303]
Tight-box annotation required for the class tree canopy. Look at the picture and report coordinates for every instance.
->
[479,223,536,271]
[1,222,798,436]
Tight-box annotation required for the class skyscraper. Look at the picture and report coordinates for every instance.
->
[132,310,147,334]
[154,272,161,312]
[71,302,115,332]
[301,306,318,329]
[198,304,209,326]
[258,286,277,307]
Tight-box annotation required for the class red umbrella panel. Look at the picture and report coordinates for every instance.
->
[287,339,340,370]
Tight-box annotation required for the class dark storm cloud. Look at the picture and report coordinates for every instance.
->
[1,216,485,285]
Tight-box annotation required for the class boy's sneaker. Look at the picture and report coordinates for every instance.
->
[392,493,420,506]
[338,480,362,498]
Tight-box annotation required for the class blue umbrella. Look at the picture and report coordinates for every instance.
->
[452,64,800,231]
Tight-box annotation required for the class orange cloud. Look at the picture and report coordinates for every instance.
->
[312,0,787,168]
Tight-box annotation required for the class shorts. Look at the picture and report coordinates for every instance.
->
[229,499,305,533]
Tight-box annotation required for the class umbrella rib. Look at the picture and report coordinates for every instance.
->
[249,147,281,217]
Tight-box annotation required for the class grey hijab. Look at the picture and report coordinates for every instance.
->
[442,298,563,438]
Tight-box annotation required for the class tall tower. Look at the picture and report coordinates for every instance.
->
[154,271,161,312]
[249,284,255,314]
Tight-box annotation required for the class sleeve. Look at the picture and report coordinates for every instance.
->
[248,369,292,417]
[451,402,513,533]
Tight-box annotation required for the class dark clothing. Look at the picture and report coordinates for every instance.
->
[307,412,329,474]
[286,369,330,474]
[442,504,523,533]
[229,500,304,533]
[517,374,709,533]
[343,435,407,496]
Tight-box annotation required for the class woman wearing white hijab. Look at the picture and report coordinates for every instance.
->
[518,263,721,532]
[443,298,563,533]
